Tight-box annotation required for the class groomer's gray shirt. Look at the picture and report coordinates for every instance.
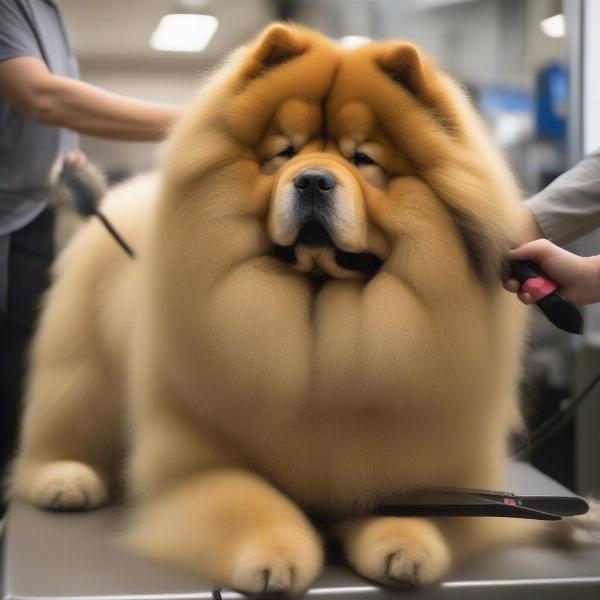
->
[0,0,78,236]
[526,147,600,245]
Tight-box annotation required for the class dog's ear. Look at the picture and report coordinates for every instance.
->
[378,43,427,98]
[246,24,308,78]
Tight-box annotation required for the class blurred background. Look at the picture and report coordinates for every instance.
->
[58,0,600,494]
[61,0,570,190]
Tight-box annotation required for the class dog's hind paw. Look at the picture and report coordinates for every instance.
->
[28,460,108,510]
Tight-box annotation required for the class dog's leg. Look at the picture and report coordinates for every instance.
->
[126,469,323,594]
[7,283,120,510]
[333,454,545,586]
[9,456,110,510]
[334,516,452,586]
[7,356,118,510]
[124,362,323,594]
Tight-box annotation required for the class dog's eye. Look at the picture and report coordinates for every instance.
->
[277,146,297,159]
[352,152,376,166]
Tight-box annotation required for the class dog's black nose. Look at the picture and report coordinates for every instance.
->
[293,169,336,195]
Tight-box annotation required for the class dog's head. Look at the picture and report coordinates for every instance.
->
[162,24,520,290]
[264,34,522,290]
[155,24,524,412]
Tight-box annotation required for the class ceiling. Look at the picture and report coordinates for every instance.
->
[56,0,490,73]
[57,0,275,71]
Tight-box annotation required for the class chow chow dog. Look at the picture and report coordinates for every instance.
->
[8,24,580,594]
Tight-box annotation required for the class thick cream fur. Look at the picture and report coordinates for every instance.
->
[7,24,564,593]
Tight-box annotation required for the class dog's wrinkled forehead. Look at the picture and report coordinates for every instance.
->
[226,26,438,153]
[259,97,323,153]
[224,24,338,146]
[220,23,449,167]
[326,42,437,145]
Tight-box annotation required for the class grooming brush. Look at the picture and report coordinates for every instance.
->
[509,260,583,334]
[58,163,136,259]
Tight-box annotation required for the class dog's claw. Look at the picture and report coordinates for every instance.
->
[262,569,271,593]
[384,552,419,587]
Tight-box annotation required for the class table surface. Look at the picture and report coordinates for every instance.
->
[3,462,600,600]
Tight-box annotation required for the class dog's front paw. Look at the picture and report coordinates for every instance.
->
[230,524,323,595]
[28,460,108,510]
[339,517,451,586]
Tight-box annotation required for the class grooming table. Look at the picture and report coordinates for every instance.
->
[2,462,600,600]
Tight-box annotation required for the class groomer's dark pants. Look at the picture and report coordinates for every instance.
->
[0,208,54,510]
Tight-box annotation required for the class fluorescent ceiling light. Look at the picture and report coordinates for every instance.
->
[150,13,218,52]
[338,35,371,49]
[540,14,565,38]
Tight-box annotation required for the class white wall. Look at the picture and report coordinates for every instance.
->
[583,0,600,152]
[299,0,565,88]
[575,0,600,496]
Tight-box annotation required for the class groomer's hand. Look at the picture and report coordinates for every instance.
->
[504,239,600,305]
[63,150,87,171]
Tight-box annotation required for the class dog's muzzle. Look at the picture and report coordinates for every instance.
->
[273,169,381,279]
[271,168,383,280]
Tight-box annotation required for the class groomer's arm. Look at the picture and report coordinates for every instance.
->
[520,147,600,245]
[518,204,543,244]
[0,56,180,141]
